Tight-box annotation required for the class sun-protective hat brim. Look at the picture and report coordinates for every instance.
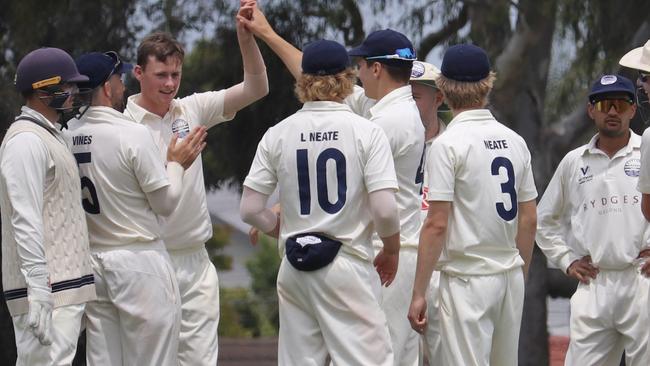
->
[410,61,440,88]
[619,40,650,73]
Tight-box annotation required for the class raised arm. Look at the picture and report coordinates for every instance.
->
[223,1,270,117]
[238,1,303,80]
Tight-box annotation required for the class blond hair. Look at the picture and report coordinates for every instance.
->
[295,68,357,103]
[436,72,496,110]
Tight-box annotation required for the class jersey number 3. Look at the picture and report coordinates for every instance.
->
[296,148,347,215]
[74,152,101,214]
[491,157,517,221]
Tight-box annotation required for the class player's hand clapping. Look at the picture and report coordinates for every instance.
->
[167,126,207,169]
[567,255,599,284]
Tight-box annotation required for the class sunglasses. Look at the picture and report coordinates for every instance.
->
[592,99,634,113]
[103,51,124,84]
[638,71,650,83]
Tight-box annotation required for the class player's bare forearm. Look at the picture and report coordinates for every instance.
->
[239,2,302,80]
[516,199,537,281]
[412,201,449,298]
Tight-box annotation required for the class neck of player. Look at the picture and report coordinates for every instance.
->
[597,130,631,158]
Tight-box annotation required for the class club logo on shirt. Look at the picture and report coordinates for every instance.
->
[578,166,593,185]
[624,158,640,177]
[171,119,190,138]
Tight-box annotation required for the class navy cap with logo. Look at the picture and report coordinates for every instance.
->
[15,47,88,93]
[302,40,350,76]
[441,44,491,82]
[75,51,133,90]
[588,74,635,103]
[348,29,416,68]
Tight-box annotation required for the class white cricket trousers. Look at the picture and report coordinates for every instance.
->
[565,266,650,366]
[168,246,220,366]
[84,242,181,366]
[13,303,85,366]
[379,247,420,366]
[277,253,394,366]
[439,268,524,366]
[420,271,441,366]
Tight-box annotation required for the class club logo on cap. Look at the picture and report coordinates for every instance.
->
[411,61,425,78]
[171,119,190,138]
[600,75,617,85]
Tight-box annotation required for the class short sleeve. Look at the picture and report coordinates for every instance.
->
[425,138,455,202]
[364,127,398,193]
[128,127,169,193]
[517,149,538,202]
[181,90,235,129]
[243,131,278,195]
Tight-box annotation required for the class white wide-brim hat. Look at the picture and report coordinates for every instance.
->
[410,61,441,88]
[619,40,650,73]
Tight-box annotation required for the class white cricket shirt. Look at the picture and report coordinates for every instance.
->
[124,91,234,250]
[420,122,446,220]
[346,85,425,248]
[426,109,538,275]
[637,128,650,193]
[67,106,170,247]
[537,132,649,271]
[244,101,398,262]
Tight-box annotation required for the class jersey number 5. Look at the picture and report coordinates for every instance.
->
[74,152,101,214]
[296,148,347,215]
[491,157,517,221]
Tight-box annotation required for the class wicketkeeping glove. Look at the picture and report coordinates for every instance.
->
[25,267,53,346]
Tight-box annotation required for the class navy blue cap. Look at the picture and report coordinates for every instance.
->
[75,51,133,89]
[441,44,491,82]
[588,74,635,102]
[302,40,350,76]
[348,29,416,67]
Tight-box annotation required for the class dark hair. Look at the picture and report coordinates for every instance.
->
[365,60,412,83]
[137,32,185,69]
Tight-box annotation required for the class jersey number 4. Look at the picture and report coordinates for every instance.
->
[74,152,101,214]
[296,148,347,215]
[491,157,517,221]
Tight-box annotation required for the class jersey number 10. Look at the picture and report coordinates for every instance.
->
[296,148,347,215]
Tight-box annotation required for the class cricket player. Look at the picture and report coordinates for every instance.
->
[1,48,96,365]
[620,40,650,100]
[407,44,538,366]
[536,74,650,365]
[410,60,445,364]
[68,51,207,365]
[240,5,425,364]
[123,3,268,363]
[240,38,400,366]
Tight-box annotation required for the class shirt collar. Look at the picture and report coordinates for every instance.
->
[300,101,354,112]
[583,131,641,158]
[447,109,495,129]
[125,93,180,123]
[20,106,60,131]
[369,85,413,117]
